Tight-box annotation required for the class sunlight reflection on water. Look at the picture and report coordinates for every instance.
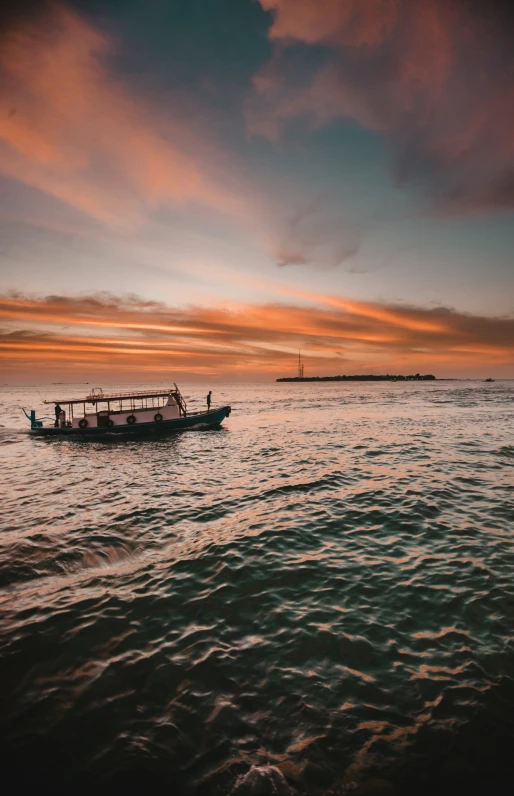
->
[0,381,513,794]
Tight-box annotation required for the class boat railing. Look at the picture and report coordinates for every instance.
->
[173,383,187,416]
[84,388,177,401]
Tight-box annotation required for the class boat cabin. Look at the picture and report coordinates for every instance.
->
[44,385,187,430]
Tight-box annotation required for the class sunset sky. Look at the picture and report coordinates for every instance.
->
[1,0,513,381]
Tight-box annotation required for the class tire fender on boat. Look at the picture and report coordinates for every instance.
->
[107,419,114,427]
[127,415,137,424]
[154,413,163,422]
[79,418,88,428]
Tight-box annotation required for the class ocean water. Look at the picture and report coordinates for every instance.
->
[0,380,513,795]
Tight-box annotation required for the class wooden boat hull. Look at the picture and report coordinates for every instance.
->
[29,406,231,437]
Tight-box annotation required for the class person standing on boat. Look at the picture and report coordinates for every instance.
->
[54,403,62,427]
[207,391,212,411]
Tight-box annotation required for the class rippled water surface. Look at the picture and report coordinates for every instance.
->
[1,381,513,795]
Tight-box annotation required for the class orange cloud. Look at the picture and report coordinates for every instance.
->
[0,3,254,229]
[1,292,512,380]
[251,0,514,213]
[260,0,399,48]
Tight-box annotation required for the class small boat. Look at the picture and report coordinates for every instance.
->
[485,378,495,382]
[23,384,231,436]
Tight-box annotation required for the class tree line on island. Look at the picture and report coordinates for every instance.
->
[276,374,436,382]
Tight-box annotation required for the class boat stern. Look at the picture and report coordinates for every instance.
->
[22,408,43,429]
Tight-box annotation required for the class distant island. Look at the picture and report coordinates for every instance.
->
[276,373,436,382]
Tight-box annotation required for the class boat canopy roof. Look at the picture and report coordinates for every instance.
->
[44,387,179,406]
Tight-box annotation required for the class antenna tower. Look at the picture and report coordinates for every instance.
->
[298,350,304,378]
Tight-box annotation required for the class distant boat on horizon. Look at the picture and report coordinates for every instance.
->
[485,378,495,382]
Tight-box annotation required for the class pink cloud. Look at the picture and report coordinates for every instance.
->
[0,3,255,229]
[260,0,399,48]
[251,0,514,213]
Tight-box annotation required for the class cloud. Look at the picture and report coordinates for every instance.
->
[273,194,361,268]
[0,2,360,270]
[260,0,399,48]
[0,2,255,229]
[1,291,512,379]
[276,242,359,268]
[250,0,514,213]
